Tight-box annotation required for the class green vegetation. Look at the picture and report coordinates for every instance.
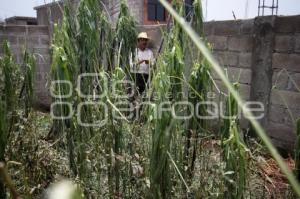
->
[221,84,247,199]
[0,0,299,198]
[0,41,36,198]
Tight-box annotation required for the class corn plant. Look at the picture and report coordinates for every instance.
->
[0,41,22,163]
[184,0,212,182]
[114,0,137,74]
[148,2,188,198]
[221,83,247,199]
[20,50,36,117]
[149,59,173,198]
[49,0,137,197]
[0,41,36,199]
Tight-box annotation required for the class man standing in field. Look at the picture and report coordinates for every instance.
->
[130,32,154,95]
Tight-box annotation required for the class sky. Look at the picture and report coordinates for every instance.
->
[0,0,299,21]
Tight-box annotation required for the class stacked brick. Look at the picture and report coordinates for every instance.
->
[268,16,300,150]
[205,19,253,101]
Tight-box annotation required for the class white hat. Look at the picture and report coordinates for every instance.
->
[138,32,150,40]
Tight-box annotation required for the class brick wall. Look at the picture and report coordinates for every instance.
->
[106,0,144,26]
[205,19,254,101]
[202,16,300,151]
[268,16,300,150]
[0,25,51,109]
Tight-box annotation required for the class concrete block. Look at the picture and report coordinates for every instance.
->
[0,35,18,46]
[27,26,49,36]
[295,34,300,53]
[36,63,51,73]
[267,122,296,152]
[10,47,22,63]
[289,72,300,92]
[272,53,300,73]
[213,20,240,36]
[35,72,44,82]
[239,52,252,68]
[204,22,215,35]
[272,70,289,90]
[275,15,300,33]
[228,36,253,52]
[272,53,289,69]
[231,67,252,84]
[240,19,254,34]
[268,105,297,126]
[20,36,40,48]
[33,47,50,56]
[213,51,239,67]
[206,36,227,50]
[0,25,26,36]
[271,89,300,109]
[274,35,293,53]
[213,80,251,100]
[39,35,50,46]
[213,67,252,85]
[37,54,51,64]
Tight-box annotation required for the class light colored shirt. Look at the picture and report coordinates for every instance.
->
[130,48,154,74]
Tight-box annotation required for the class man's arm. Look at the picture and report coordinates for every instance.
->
[137,60,146,65]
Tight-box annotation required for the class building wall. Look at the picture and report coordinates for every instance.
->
[0,25,51,109]
[206,16,300,151]
[205,19,253,100]
[36,2,64,27]
[268,16,300,150]
[104,0,144,25]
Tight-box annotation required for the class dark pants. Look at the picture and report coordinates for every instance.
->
[131,73,149,94]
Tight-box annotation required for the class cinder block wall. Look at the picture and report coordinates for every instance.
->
[106,0,143,26]
[268,16,300,150]
[0,25,51,109]
[203,16,300,151]
[205,19,253,100]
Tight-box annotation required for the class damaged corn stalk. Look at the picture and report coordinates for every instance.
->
[221,83,247,199]
[20,50,36,117]
[0,41,22,164]
[50,0,138,197]
[185,0,212,182]
[149,1,187,198]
